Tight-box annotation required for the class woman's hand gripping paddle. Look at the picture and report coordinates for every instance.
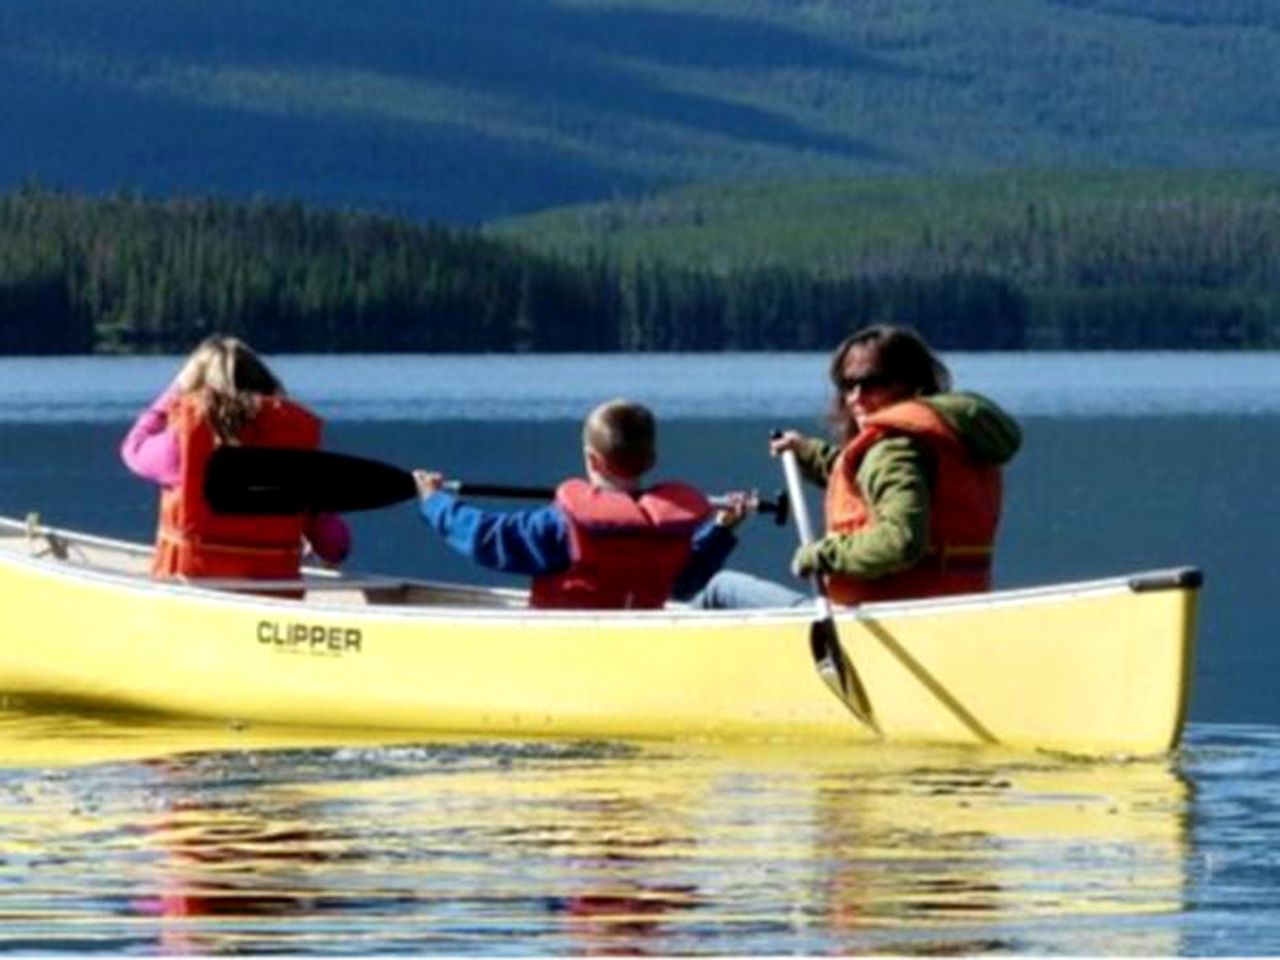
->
[778,446,879,734]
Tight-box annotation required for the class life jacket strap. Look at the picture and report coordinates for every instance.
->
[158,529,301,559]
[921,544,993,573]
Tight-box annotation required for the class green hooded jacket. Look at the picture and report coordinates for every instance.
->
[790,392,1022,580]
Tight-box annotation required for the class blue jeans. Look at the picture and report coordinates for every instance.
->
[689,569,809,610]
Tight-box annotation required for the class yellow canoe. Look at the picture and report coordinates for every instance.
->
[0,514,1199,756]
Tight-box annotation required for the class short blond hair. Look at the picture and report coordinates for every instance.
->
[583,399,656,479]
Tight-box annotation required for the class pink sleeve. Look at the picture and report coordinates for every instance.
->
[120,390,181,487]
[305,512,352,564]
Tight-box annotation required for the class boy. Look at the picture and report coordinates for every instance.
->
[413,398,747,609]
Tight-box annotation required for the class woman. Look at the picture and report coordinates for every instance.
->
[694,324,1021,608]
[121,335,350,581]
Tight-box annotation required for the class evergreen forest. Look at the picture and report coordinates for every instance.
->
[2,175,1278,355]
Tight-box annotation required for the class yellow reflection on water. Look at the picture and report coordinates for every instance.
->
[0,708,1189,954]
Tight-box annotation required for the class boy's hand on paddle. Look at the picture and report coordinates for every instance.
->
[713,491,751,530]
[413,470,445,498]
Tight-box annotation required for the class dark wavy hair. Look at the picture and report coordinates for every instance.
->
[827,325,951,438]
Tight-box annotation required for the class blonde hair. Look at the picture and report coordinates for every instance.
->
[583,399,656,479]
[176,335,283,443]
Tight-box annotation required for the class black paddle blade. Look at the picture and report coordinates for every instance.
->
[205,446,418,515]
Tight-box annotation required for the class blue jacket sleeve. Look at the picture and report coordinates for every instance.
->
[418,493,572,576]
[671,520,738,601]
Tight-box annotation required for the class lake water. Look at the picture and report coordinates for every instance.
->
[1,351,1278,955]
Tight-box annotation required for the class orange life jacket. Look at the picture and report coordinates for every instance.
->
[824,399,1001,605]
[152,393,322,582]
[529,478,711,610]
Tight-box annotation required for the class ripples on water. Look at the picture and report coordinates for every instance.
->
[1,712,1277,955]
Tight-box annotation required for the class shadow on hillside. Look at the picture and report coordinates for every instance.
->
[4,0,904,166]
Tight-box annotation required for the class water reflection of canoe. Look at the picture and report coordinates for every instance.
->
[0,725,1190,954]
[0,515,1199,756]
[290,741,1191,950]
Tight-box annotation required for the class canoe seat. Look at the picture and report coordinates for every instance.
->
[0,514,154,575]
[182,576,527,609]
[176,574,411,605]
[306,576,412,606]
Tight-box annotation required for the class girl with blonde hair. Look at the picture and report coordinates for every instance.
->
[121,335,350,582]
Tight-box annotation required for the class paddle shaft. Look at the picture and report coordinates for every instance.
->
[447,480,785,520]
[205,446,785,520]
[780,454,820,572]
[779,450,834,620]
[779,446,878,732]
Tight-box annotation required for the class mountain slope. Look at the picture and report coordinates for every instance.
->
[490,169,1280,271]
[2,0,1278,222]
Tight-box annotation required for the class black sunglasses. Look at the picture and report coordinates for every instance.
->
[835,373,892,394]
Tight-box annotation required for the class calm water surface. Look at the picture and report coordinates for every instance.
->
[0,352,1278,955]
[2,351,1279,422]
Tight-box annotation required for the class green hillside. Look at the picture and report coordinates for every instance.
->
[5,175,1278,354]
[492,169,1280,348]
[491,169,1280,269]
[2,0,1279,221]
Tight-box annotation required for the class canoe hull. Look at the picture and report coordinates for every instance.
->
[0,518,1197,755]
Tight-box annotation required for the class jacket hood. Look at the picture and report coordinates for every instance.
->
[920,392,1022,465]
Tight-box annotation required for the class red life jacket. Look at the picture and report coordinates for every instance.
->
[529,478,711,610]
[152,393,322,582]
[824,399,1001,605]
